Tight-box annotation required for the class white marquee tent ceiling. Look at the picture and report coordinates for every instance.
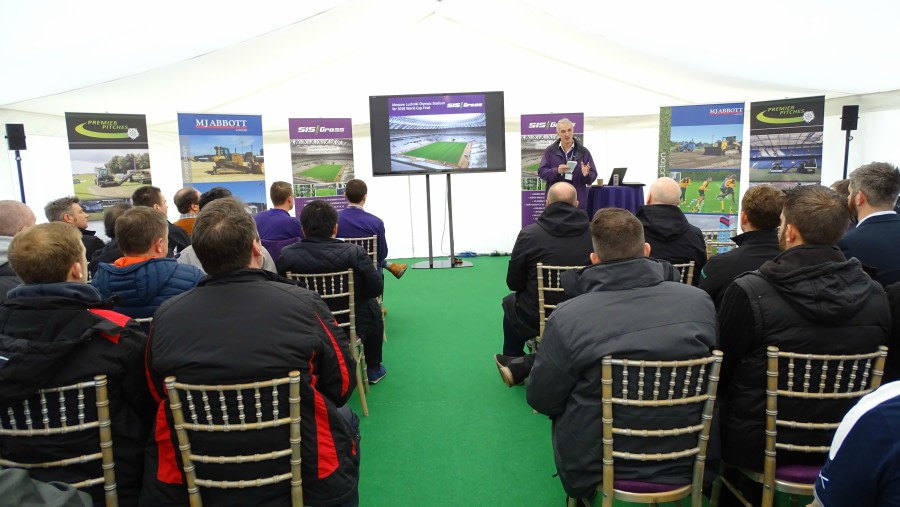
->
[2,0,899,134]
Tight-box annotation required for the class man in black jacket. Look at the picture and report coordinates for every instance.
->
[699,184,783,305]
[637,177,707,285]
[0,200,35,299]
[44,196,106,263]
[717,185,890,504]
[277,200,386,384]
[527,208,717,501]
[142,198,360,506]
[498,182,593,358]
[0,222,151,506]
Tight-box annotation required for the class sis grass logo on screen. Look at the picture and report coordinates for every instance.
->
[756,106,815,124]
[75,121,141,139]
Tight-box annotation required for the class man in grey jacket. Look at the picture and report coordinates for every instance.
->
[527,208,717,501]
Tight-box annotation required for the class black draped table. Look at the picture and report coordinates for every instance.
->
[586,184,645,217]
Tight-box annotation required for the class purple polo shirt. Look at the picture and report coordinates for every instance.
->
[253,208,303,241]
[337,206,388,266]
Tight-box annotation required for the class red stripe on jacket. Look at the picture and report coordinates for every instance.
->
[154,400,182,483]
[315,312,349,396]
[88,308,131,343]
[312,389,339,479]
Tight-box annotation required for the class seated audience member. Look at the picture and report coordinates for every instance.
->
[699,184,783,305]
[0,222,152,505]
[811,381,900,507]
[526,208,717,501]
[636,177,707,285]
[254,181,303,259]
[91,207,203,319]
[142,198,359,506]
[177,187,277,274]
[839,162,900,287]
[337,179,407,279]
[88,202,131,276]
[496,182,592,361]
[44,196,106,262]
[886,282,900,382]
[277,200,387,384]
[0,200,36,299]
[830,178,855,231]
[131,185,190,256]
[172,186,200,235]
[717,185,890,504]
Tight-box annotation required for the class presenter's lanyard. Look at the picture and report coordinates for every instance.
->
[560,143,575,161]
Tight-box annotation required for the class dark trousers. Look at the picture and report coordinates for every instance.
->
[501,293,538,357]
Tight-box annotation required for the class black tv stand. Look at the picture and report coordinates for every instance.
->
[411,173,473,270]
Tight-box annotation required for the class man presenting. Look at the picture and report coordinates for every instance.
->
[527,208,717,501]
[537,118,597,211]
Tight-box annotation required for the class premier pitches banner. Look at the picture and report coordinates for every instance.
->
[177,113,267,214]
[658,103,744,235]
[289,118,354,214]
[748,96,824,190]
[64,112,151,219]
[520,113,583,227]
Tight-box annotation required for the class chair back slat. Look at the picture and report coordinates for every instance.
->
[165,372,303,506]
[339,236,378,271]
[0,375,118,505]
[535,263,580,346]
[601,351,723,507]
[286,269,369,416]
[760,345,889,505]
[672,261,696,285]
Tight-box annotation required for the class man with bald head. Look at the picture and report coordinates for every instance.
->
[497,182,593,359]
[0,200,36,299]
[636,177,707,285]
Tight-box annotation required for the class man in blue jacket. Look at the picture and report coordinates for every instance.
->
[537,118,597,211]
[839,162,900,287]
[92,206,203,319]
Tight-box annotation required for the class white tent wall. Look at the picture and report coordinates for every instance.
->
[4,101,899,257]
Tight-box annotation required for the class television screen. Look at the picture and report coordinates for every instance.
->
[369,91,506,176]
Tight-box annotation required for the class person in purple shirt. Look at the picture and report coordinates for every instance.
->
[537,118,597,212]
[254,181,303,259]
[337,179,407,279]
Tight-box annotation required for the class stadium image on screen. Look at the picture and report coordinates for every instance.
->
[389,114,486,172]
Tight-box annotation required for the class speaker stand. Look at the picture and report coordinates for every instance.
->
[842,130,853,180]
[14,150,25,203]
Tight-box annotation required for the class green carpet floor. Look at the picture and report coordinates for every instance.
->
[344,256,806,506]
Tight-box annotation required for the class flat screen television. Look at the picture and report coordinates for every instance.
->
[369,91,506,176]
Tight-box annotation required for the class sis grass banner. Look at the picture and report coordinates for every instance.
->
[64,112,151,220]
[748,96,824,190]
[659,103,744,232]
[177,113,266,214]
[520,113,583,227]
[289,118,354,212]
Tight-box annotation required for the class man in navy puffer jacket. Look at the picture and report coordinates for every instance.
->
[92,207,203,319]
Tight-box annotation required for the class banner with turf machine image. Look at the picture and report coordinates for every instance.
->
[520,113,583,227]
[659,103,744,232]
[289,118,354,213]
[749,96,824,186]
[65,112,152,220]
[177,113,266,214]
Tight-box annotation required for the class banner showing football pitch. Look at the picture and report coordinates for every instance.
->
[177,113,266,214]
[659,103,744,232]
[64,112,151,220]
[748,96,824,189]
[520,113,583,227]
[289,118,354,213]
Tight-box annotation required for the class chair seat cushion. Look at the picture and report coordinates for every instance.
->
[775,464,821,484]
[614,480,688,493]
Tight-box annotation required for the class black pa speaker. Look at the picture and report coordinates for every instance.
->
[5,124,26,150]
[841,105,859,131]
